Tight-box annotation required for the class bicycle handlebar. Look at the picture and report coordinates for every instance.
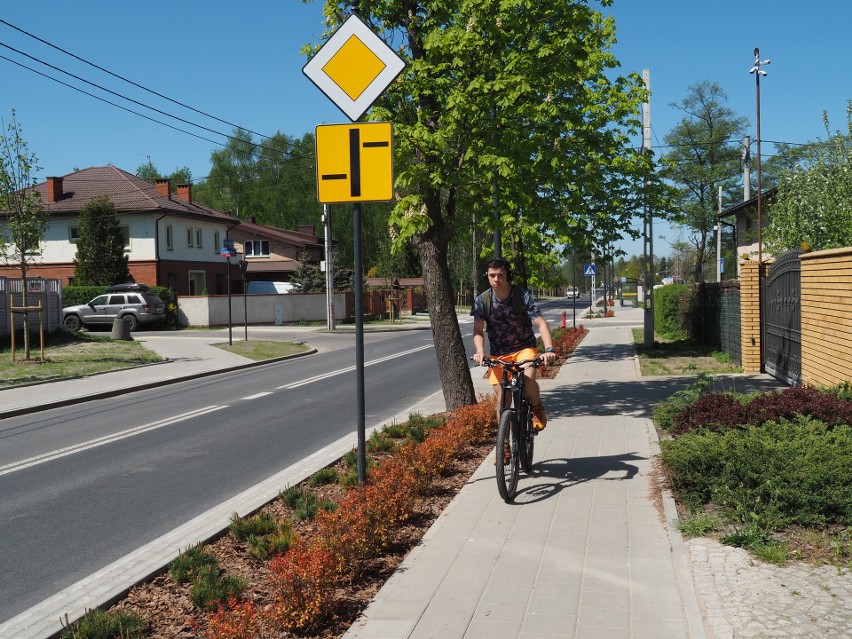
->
[471,355,544,369]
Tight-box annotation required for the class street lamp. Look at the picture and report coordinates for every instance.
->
[749,48,769,264]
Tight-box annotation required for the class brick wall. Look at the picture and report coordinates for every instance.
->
[739,260,762,373]
[800,247,852,387]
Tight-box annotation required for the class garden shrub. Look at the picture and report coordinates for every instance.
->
[204,598,259,639]
[170,544,219,584]
[671,385,852,436]
[653,283,694,340]
[652,373,717,432]
[538,325,586,357]
[660,416,852,527]
[267,542,338,632]
[61,286,105,307]
[60,608,147,639]
[261,396,496,633]
[190,566,247,611]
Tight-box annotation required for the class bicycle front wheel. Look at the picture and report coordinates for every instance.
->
[519,403,535,474]
[496,410,519,502]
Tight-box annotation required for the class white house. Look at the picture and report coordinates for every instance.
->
[0,166,239,295]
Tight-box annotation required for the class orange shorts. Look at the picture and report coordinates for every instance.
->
[487,347,539,385]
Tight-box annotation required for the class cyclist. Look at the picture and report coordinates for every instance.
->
[471,257,557,430]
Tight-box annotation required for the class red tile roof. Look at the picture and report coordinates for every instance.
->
[235,219,323,248]
[32,166,236,223]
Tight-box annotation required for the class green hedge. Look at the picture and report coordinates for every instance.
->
[653,283,695,340]
[61,286,105,307]
[660,416,852,527]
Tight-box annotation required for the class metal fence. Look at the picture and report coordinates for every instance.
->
[0,277,64,337]
[696,280,741,366]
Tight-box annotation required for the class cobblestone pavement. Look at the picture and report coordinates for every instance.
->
[687,538,852,638]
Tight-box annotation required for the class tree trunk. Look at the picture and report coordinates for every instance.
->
[21,259,31,360]
[417,233,476,411]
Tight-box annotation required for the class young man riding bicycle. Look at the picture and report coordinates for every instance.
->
[471,258,557,430]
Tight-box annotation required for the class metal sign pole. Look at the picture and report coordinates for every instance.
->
[226,255,233,346]
[353,202,367,484]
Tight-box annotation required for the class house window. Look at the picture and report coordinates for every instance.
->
[187,227,194,247]
[23,242,43,256]
[245,240,269,257]
[166,225,174,251]
[213,231,220,254]
[196,228,203,249]
[69,224,128,249]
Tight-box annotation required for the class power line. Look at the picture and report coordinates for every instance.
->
[0,53,225,148]
[0,18,272,142]
[0,39,241,145]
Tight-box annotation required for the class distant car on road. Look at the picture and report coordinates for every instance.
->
[565,286,581,299]
[62,283,165,332]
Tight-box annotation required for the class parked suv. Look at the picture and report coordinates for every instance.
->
[62,284,165,332]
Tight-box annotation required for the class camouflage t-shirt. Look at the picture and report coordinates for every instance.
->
[470,286,541,356]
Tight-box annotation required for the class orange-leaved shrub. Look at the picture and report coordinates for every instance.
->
[203,598,258,639]
[543,325,586,358]
[267,542,339,633]
[260,395,497,634]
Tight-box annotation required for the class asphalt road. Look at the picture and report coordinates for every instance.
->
[0,327,448,623]
[0,299,578,624]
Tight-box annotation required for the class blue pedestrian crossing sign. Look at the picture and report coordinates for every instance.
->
[583,264,596,276]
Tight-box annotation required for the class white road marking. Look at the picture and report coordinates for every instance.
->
[277,344,434,390]
[0,405,227,477]
[242,392,273,400]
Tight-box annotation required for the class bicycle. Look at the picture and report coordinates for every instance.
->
[479,355,543,503]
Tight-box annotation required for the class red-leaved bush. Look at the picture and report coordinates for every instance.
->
[542,325,586,358]
[204,598,259,639]
[255,396,497,634]
[673,386,852,436]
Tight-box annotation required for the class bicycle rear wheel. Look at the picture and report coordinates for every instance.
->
[496,410,519,502]
[519,403,535,473]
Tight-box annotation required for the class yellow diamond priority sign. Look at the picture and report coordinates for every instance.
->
[303,14,405,122]
[315,122,393,203]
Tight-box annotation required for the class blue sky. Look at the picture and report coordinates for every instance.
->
[1,1,850,258]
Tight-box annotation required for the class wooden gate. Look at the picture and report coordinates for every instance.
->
[762,250,801,386]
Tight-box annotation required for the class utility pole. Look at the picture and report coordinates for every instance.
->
[749,48,769,265]
[742,135,751,201]
[717,186,723,282]
[641,69,654,348]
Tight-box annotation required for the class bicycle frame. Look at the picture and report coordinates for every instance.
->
[482,356,540,502]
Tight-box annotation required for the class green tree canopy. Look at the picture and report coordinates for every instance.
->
[312,0,654,409]
[193,130,317,228]
[135,162,192,191]
[660,81,749,282]
[73,196,130,286]
[764,105,852,254]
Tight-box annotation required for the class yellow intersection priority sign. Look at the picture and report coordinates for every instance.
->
[316,122,394,204]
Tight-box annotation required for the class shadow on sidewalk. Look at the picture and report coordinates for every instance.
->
[514,453,645,504]
[546,373,785,420]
